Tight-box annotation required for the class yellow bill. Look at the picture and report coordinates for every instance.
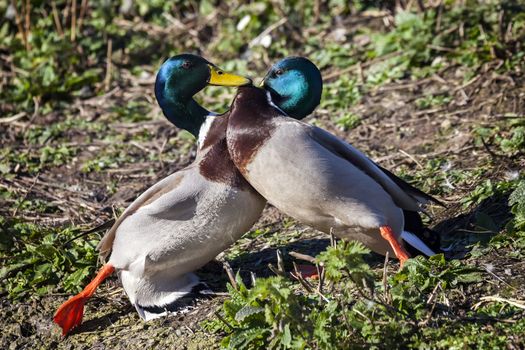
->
[208,65,252,86]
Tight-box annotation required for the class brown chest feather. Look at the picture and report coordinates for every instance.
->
[198,116,251,190]
[226,86,278,174]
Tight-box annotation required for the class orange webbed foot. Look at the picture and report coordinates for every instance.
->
[54,293,87,336]
[53,264,115,336]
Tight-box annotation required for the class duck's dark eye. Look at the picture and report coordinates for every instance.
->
[275,69,284,76]
[182,61,192,69]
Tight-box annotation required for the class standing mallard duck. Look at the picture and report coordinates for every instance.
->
[226,57,441,264]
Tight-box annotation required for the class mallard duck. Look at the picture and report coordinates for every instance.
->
[226,57,442,265]
[53,54,260,336]
[53,55,322,336]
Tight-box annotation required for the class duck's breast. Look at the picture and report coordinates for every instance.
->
[110,148,265,278]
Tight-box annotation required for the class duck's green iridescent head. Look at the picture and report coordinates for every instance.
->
[155,54,251,137]
[262,57,322,119]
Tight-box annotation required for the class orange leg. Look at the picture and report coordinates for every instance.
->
[54,264,115,336]
[379,226,410,266]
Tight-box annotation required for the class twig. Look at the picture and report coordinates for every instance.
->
[0,112,27,124]
[11,0,28,50]
[412,107,444,116]
[276,249,285,274]
[460,315,517,324]
[483,265,517,290]
[473,296,525,310]
[104,39,113,91]
[435,0,443,32]
[292,262,314,293]
[313,0,320,24]
[51,2,64,37]
[480,136,503,160]
[71,0,77,41]
[330,228,336,248]
[317,262,325,294]
[426,283,442,305]
[353,308,371,322]
[427,44,457,53]
[268,263,286,277]
[248,17,287,48]
[214,311,235,331]
[77,0,88,33]
[453,74,481,93]
[289,251,317,264]
[250,271,257,287]
[24,0,31,49]
[292,262,332,304]
[222,262,237,290]
[382,252,391,304]
[62,219,116,246]
[420,282,442,326]
[399,149,424,169]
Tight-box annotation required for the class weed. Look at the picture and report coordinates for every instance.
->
[0,217,98,299]
[334,113,361,131]
[474,118,525,156]
[209,240,490,349]
[112,100,153,123]
[415,94,451,109]
[326,76,362,108]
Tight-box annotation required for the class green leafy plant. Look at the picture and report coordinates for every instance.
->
[508,180,525,232]
[334,113,361,131]
[0,217,98,299]
[474,118,525,156]
[209,241,487,349]
[415,94,451,109]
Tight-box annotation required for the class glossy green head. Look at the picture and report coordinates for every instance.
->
[262,57,323,119]
[155,54,251,137]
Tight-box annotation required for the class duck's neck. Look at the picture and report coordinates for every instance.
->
[158,93,209,138]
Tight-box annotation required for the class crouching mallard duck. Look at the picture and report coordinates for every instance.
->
[226,57,442,265]
[53,55,261,335]
[53,55,322,336]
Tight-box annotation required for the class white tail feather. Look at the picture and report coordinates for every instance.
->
[401,230,436,257]
[120,270,200,321]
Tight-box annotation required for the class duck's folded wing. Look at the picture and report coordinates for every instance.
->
[307,124,439,212]
[375,165,444,207]
[97,168,195,260]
